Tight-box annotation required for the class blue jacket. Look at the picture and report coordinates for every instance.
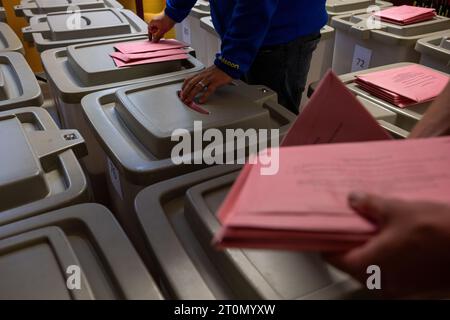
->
[165,0,327,79]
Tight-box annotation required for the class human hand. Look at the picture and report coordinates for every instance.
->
[148,14,175,42]
[180,66,233,104]
[326,192,450,298]
[409,81,450,139]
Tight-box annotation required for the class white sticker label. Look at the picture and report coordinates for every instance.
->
[181,19,191,45]
[351,45,372,72]
[107,158,123,200]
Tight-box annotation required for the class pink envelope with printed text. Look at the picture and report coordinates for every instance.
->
[212,71,399,252]
[110,49,188,62]
[281,71,391,147]
[112,53,189,68]
[355,64,449,108]
[374,5,436,25]
[114,39,188,54]
[214,137,450,252]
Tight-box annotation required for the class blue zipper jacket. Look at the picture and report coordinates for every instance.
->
[165,0,327,79]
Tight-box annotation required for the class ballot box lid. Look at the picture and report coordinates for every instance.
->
[415,31,450,61]
[331,11,450,44]
[0,52,43,112]
[320,25,336,41]
[190,0,210,18]
[134,165,361,299]
[200,16,217,36]
[23,8,147,52]
[0,203,163,299]
[0,107,88,226]
[326,0,393,17]
[42,35,203,103]
[0,23,24,54]
[82,78,295,185]
[15,0,123,19]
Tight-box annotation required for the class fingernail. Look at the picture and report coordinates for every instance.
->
[348,192,367,208]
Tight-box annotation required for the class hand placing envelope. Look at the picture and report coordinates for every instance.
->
[213,71,450,253]
[214,137,450,252]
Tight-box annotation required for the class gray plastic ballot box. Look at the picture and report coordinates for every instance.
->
[0,107,89,225]
[81,77,296,263]
[0,203,163,300]
[134,165,361,299]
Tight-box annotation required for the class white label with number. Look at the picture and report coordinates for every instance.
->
[351,45,372,72]
[181,19,191,45]
[107,158,123,200]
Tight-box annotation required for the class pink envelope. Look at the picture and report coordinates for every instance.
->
[215,136,450,251]
[110,49,188,62]
[374,5,436,24]
[281,71,391,147]
[355,64,449,104]
[114,39,188,54]
[112,53,189,68]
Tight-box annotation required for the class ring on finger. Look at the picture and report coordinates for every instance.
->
[197,81,208,89]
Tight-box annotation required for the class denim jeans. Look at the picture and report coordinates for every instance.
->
[242,32,321,115]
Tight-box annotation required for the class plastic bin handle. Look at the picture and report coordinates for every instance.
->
[22,24,49,42]
[25,129,88,170]
[13,4,29,17]
[378,120,409,139]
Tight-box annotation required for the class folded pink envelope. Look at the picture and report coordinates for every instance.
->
[355,80,422,108]
[112,53,189,68]
[211,71,399,252]
[114,39,188,54]
[374,5,436,25]
[110,48,188,63]
[214,136,450,252]
[355,64,449,107]
[281,70,391,147]
[177,90,210,115]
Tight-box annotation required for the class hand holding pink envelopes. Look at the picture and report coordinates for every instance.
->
[213,72,450,252]
[374,5,436,25]
[111,39,189,68]
[355,64,449,108]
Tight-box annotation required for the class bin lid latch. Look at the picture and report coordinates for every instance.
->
[350,18,385,39]
[25,129,87,170]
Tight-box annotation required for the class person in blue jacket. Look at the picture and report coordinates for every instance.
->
[149,0,327,114]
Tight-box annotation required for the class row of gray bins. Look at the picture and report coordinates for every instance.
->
[0,0,448,299]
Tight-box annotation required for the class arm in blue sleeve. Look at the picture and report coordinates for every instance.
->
[165,0,197,23]
[214,0,279,79]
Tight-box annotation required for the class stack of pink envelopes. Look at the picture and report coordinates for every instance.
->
[213,71,450,252]
[355,64,449,108]
[111,39,189,68]
[214,136,450,252]
[373,5,436,25]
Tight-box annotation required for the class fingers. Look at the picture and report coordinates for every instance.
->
[325,230,394,281]
[148,21,164,43]
[181,66,233,104]
[185,81,209,103]
[147,25,153,41]
[182,75,197,91]
[182,75,210,102]
[152,31,165,43]
[348,192,406,225]
[182,74,203,97]
[199,84,218,104]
